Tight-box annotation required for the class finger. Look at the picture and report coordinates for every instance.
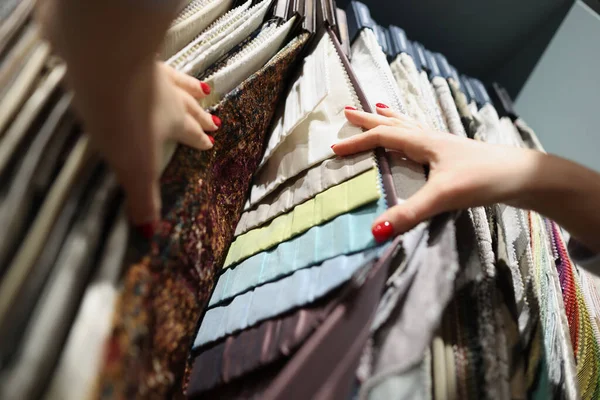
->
[344,108,397,130]
[375,105,408,120]
[331,125,432,163]
[172,114,214,150]
[123,175,161,230]
[371,183,445,242]
[180,90,220,132]
[375,105,426,132]
[162,63,210,99]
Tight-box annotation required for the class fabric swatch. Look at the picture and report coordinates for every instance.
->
[362,217,459,400]
[187,290,338,397]
[350,28,426,204]
[249,32,363,205]
[418,71,448,132]
[514,118,545,152]
[213,195,387,306]
[96,34,309,399]
[259,32,331,168]
[178,0,270,77]
[161,0,233,60]
[389,54,432,128]
[224,168,381,268]
[195,247,385,349]
[201,17,296,107]
[447,78,483,140]
[0,174,118,400]
[236,151,375,235]
[45,213,128,400]
[432,76,466,138]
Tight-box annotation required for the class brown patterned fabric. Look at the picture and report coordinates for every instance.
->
[95,33,309,400]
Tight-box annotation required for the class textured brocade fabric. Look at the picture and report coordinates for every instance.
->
[94,34,308,400]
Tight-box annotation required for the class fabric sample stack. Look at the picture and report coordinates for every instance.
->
[1,0,600,399]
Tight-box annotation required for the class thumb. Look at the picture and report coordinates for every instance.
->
[371,182,444,243]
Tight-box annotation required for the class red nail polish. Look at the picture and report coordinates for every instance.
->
[136,222,156,240]
[372,221,394,243]
[212,115,221,127]
[376,103,389,109]
[345,106,357,111]
[200,82,211,95]
[330,144,336,149]
[208,135,215,145]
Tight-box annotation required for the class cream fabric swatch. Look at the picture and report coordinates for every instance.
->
[0,61,64,177]
[200,17,296,108]
[432,76,466,138]
[0,26,45,137]
[389,54,432,128]
[499,117,526,148]
[225,168,380,268]
[258,34,331,168]
[161,0,233,60]
[475,103,503,144]
[249,33,362,205]
[418,71,449,132]
[236,152,375,236]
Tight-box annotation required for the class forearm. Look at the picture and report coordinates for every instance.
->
[519,153,600,253]
[36,0,179,94]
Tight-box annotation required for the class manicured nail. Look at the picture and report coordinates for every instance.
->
[200,82,211,95]
[345,106,357,111]
[330,144,336,149]
[136,222,156,240]
[372,221,394,243]
[376,103,389,109]
[212,115,221,127]
[208,135,215,145]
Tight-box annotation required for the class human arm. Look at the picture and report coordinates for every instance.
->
[35,0,220,229]
[333,106,600,256]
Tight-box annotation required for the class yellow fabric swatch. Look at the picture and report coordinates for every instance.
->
[223,167,380,268]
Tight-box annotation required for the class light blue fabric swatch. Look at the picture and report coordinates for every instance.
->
[193,244,389,350]
[208,195,387,307]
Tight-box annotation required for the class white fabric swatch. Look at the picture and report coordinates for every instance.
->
[248,33,362,205]
[236,152,375,236]
[432,76,466,138]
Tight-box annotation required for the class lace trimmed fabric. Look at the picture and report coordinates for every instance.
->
[95,33,309,399]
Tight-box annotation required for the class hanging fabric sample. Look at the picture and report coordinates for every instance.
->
[249,32,363,205]
[224,168,381,268]
[235,151,375,236]
[94,33,309,399]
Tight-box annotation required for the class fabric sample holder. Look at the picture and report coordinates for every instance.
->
[211,194,387,307]
[235,151,375,236]
[224,167,381,268]
[161,0,233,59]
[249,32,363,205]
[200,17,296,107]
[95,34,309,399]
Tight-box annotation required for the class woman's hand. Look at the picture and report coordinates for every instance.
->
[333,105,546,243]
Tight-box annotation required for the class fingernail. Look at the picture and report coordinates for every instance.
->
[376,103,389,109]
[372,221,394,243]
[330,144,336,149]
[212,115,221,128]
[200,82,211,95]
[136,222,156,240]
[345,106,357,111]
[208,135,215,145]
